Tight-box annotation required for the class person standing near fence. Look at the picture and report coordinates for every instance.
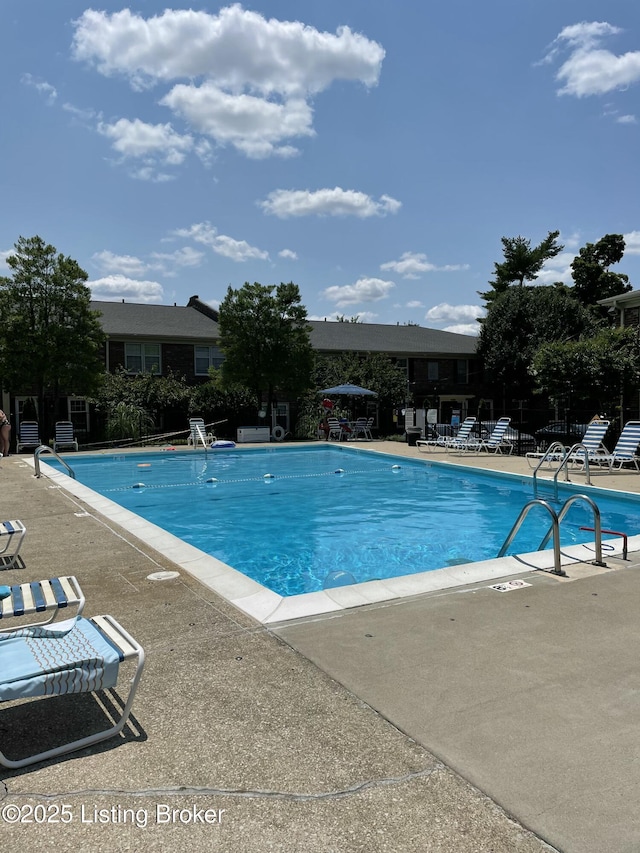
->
[0,410,10,457]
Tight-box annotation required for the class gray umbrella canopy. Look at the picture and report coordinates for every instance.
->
[319,384,377,396]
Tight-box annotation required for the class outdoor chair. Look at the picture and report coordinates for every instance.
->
[352,417,373,440]
[417,417,476,452]
[0,520,27,569]
[526,420,610,468]
[0,613,144,768]
[16,421,41,453]
[53,421,78,452]
[188,418,214,448]
[589,421,640,471]
[454,417,513,454]
[326,417,344,441]
[0,576,84,628]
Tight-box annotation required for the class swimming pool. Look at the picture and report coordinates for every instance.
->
[42,445,640,599]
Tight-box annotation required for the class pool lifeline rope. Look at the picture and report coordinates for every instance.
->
[102,465,404,493]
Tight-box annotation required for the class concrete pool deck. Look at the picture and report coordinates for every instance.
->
[1,441,640,851]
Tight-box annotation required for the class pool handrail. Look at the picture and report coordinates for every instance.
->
[33,445,76,480]
[537,493,605,567]
[498,498,564,575]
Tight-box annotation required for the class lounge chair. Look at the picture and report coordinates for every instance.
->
[0,520,26,569]
[0,576,84,628]
[16,421,41,453]
[455,417,513,454]
[53,421,78,452]
[417,417,476,451]
[0,614,144,768]
[590,421,640,471]
[326,417,345,441]
[525,420,610,468]
[352,417,373,440]
[188,418,214,448]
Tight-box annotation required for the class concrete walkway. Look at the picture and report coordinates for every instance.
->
[1,442,639,851]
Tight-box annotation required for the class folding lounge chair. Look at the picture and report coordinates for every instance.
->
[352,417,373,440]
[188,418,213,448]
[326,417,344,441]
[416,417,476,452]
[0,520,27,569]
[0,576,84,628]
[590,421,640,471]
[526,420,610,468]
[16,421,41,453]
[53,421,78,452]
[0,614,144,768]
[457,417,513,454]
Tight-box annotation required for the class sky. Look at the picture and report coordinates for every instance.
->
[1,1,639,336]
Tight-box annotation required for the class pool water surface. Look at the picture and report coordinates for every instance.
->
[44,445,640,597]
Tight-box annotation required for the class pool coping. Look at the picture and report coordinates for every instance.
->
[30,448,639,625]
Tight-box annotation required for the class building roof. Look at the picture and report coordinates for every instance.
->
[309,320,478,356]
[91,300,220,341]
[91,299,478,356]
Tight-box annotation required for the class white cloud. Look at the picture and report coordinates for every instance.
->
[425,303,484,324]
[406,300,425,309]
[381,251,468,279]
[89,275,164,303]
[0,250,11,270]
[623,230,640,254]
[443,323,481,337]
[92,251,149,277]
[617,114,637,124]
[536,251,575,285]
[173,222,269,262]
[308,311,378,323]
[97,118,194,165]
[161,84,312,158]
[260,188,401,218]
[71,6,384,160]
[21,74,57,105]
[150,247,205,268]
[542,21,640,98]
[322,277,395,308]
[278,249,298,260]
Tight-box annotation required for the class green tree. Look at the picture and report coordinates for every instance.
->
[480,230,564,306]
[477,285,596,395]
[570,234,631,309]
[532,326,640,414]
[0,236,105,435]
[92,367,191,428]
[218,282,314,416]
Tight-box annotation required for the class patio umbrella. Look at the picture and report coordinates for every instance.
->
[318,384,377,396]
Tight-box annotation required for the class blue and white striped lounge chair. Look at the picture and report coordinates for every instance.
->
[456,417,513,454]
[0,614,144,768]
[16,421,41,453]
[526,420,610,468]
[417,417,476,451]
[0,576,84,628]
[591,421,640,471]
[0,520,26,569]
[53,421,78,452]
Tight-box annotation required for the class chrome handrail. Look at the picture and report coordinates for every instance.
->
[538,493,605,566]
[533,441,567,498]
[33,445,76,479]
[497,498,564,575]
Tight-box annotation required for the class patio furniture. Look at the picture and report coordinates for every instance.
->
[16,421,41,453]
[188,418,214,447]
[0,520,26,569]
[53,421,79,452]
[326,417,345,441]
[526,420,610,468]
[0,576,84,628]
[590,421,640,471]
[417,417,477,451]
[455,417,513,454]
[0,614,145,768]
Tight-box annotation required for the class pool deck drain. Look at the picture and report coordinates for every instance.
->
[3,441,640,852]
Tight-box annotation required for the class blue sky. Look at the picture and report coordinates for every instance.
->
[1,1,639,335]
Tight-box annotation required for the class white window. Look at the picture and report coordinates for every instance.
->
[194,345,224,375]
[68,398,89,432]
[125,343,161,374]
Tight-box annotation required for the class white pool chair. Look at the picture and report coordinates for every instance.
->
[16,421,41,453]
[53,421,79,452]
[0,520,26,569]
[0,576,85,628]
[188,418,214,448]
[526,420,610,468]
[0,614,145,768]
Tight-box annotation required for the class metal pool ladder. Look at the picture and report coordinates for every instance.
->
[532,441,592,499]
[498,494,605,576]
[33,445,76,479]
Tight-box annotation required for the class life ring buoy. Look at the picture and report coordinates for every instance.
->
[272,425,285,442]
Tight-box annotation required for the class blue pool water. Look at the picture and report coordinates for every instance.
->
[47,446,640,596]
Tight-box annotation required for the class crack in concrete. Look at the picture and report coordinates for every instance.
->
[2,764,441,803]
